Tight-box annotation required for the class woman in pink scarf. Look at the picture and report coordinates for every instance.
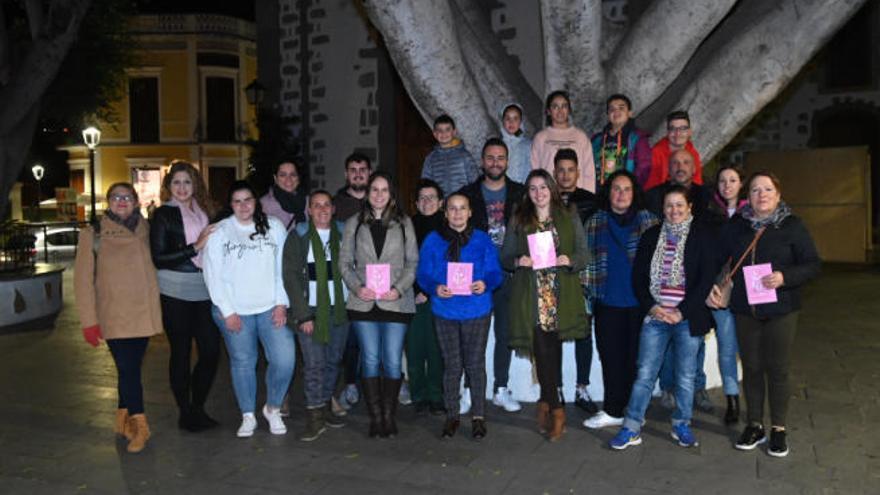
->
[149,161,221,432]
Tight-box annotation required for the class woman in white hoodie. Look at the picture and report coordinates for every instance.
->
[203,180,294,438]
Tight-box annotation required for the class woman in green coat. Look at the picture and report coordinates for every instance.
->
[500,169,589,441]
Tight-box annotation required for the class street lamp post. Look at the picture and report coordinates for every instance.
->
[82,127,101,223]
[31,164,45,222]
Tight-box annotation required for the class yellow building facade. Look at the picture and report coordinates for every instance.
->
[62,14,258,214]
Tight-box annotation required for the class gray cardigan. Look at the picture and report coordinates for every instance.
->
[339,215,419,314]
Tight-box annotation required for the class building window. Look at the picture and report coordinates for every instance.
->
[205,76,236,142]
[129,77,159,143]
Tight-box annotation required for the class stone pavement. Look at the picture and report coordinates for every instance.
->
[0,265,877,494]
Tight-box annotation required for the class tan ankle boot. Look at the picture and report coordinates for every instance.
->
[114,409,134,440]
[536,402,550,434]
[126,414,151,453]
[548,408,566,441]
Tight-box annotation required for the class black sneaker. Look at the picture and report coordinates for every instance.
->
[575,388,599,414]
[735,424,767,450]
[472,418,487,440]
[767,429,789,457]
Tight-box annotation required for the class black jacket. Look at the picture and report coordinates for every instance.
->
[645,182,713,220]
[561,188,597,224]
[149,205,201,273]
[456,176,525,233]
[720,214,820,319]
[632,220,715,336]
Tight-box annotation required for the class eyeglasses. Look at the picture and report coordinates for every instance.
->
[417,195,439,202]
[109,194,134,202]
[668,125,691,133]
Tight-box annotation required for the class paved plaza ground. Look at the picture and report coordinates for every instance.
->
[0,264,877,494]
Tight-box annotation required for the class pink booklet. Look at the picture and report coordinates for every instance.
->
[527,231,557,270]
[365,263,391,299]
[447,262,473,295]
[742,263,778,305]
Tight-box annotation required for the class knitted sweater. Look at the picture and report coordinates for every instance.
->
[531,125,595,192]
[421,140,480,198]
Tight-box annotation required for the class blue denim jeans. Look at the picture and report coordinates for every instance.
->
[712,308,740,395]
[352,320,408,379]
[296,319,349,408]
[213,307,296,414]
[623,318,702,434]
[659,336,707,392]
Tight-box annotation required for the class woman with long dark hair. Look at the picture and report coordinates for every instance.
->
[203,180,294,438]
[74,183,162,453]
[150,161,221,432]
[500,169,589,441]
[581,170,658,430]
[339,171,419,438]
[531,90,595,192]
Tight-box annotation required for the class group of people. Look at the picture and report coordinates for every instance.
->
[74,90,820,460]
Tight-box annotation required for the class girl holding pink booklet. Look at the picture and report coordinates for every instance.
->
[416,193,503,440]
[499,169,589,442]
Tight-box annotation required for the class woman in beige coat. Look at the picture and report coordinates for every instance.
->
[74,182,162,454]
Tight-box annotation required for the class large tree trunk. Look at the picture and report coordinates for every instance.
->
[0,0,92,218]
[364,0,867,167]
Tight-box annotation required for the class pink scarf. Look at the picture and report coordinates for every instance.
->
[166,198,209,267]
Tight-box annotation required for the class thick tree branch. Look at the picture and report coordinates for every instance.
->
[540,0,604,129]
[662,0,868,161]
[607,0,736,112]
[0,0,92,134]
[362,0,494,157]
[25,0,45,40]
[450,0,541,135]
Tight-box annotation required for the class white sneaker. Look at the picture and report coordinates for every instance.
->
[582,411,624,429]
[460,388,472,415]
[492,387,522,412]
[237,413,257,438]
[262,405,287,435]
[398,381,412,405]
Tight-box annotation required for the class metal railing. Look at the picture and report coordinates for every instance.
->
[0,220,88,271]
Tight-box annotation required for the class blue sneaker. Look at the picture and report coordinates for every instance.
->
[671,423,699,447]
[609,427,642,450]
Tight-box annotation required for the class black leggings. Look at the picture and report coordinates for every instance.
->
[160,295,221,412]
[594,304,642,417]
[107,338,149,415]
[735,312,799,427]
[533,328,563,410]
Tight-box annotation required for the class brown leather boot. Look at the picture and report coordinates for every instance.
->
[126,414,151,453]
[115,409,133,440]
[362,378,382,438]
[536,401,550,434]
[548,408,566,442]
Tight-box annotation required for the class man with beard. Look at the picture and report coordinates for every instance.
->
[333,153,372,221]
[457,137,525,414]
[644,149,711,219]
[332,152,372,412]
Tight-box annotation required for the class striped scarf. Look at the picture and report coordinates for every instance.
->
[649,216,693,308]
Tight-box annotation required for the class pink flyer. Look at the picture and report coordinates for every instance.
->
[365,263,391,299]
[447,262,473,295]
[742,263,778,305]
[527,231,557,270]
